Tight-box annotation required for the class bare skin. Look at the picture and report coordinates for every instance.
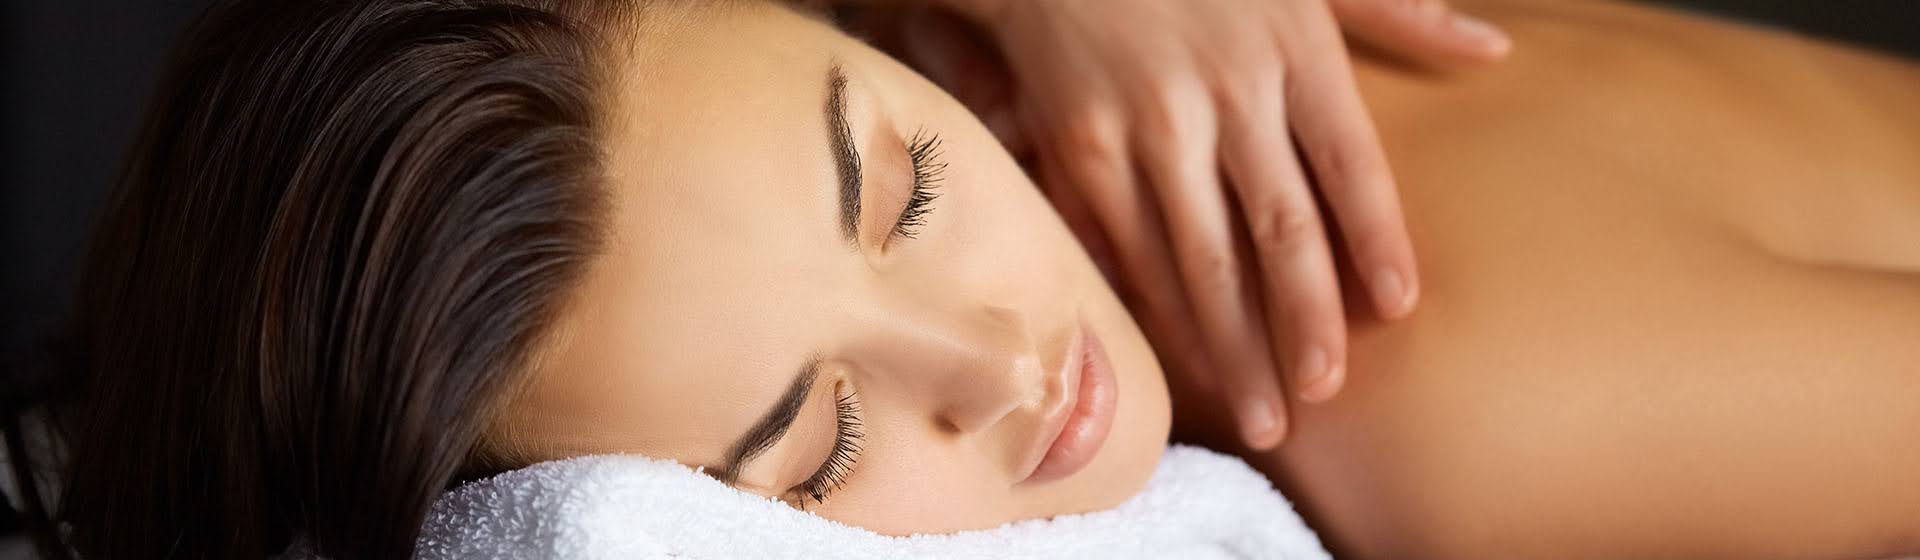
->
[500,1,1919,555]
[1169,1,1920,558]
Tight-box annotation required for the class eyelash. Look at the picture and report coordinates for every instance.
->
[890,129,946,241]
[789,389,864,507]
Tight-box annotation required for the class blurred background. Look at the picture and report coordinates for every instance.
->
[0,0,1915,554]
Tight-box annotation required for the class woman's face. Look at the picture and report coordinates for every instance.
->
[500,2,1169,535]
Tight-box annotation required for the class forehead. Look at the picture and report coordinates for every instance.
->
[600,2,847,340]
[543,3,854,457]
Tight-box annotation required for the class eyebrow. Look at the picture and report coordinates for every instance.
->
[711,359,821,487]
[826,63,861,244]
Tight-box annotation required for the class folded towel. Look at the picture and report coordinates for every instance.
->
[409,444,1330,559]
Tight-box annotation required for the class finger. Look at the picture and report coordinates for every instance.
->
[1220,75,1351,406]
[1330,0,1511,66]
[1280,11,1422,323]
[1133,80,1288,450]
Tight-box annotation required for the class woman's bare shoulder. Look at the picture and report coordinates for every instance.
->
[1163,3,1920,558]
[1352,0,1920,275]
[1355,0,1920,140]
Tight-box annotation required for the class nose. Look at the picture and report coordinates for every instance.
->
[935,306,1046,434]
[863,303,1055,435]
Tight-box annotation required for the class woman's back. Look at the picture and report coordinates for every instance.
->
[1367,0,1920,274]
[1185,2,1920,558]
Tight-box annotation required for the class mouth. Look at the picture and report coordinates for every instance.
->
[1017,314,1119,485]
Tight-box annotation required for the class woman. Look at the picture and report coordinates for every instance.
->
[8,0,1918,559]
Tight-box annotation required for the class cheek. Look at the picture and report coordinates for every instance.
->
[943,137,1081,269]
[807,413,1026,535]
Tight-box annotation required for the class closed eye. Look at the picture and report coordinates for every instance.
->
[889,129,945,241]
[788,385,863,507]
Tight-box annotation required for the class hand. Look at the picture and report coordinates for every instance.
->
[937,0,1509,449]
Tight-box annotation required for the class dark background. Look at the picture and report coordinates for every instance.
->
[3,1,207,371]
[6,0,1917,369]
[0,0,1915,547]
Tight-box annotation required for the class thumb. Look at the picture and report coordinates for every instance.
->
[1330,0,1512,67]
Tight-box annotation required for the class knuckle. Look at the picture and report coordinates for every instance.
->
[1229,40,1286,86]
[1058,105,1128,167]
[1244,71,1288,114]
[1218,75,1276,119]
[1136,82,1207,144]
[1180,245,1240,298]
[1250,206,1323,258]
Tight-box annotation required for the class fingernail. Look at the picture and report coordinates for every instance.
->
[1302,363,1344,404]
[1296,346,1334,402]
[1237,396,1277,447]
[1450,13,1512,54]
[1371,266,1416,318]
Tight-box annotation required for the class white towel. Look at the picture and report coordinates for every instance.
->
[410,444,1331,559]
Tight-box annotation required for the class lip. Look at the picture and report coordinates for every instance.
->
[1017,316,1119,485]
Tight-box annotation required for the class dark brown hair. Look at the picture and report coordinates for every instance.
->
[3,0,638,557]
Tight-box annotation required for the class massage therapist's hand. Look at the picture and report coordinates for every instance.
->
[938,0,1511,450]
